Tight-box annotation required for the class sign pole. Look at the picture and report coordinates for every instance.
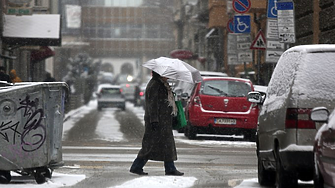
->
[244,62,248,78]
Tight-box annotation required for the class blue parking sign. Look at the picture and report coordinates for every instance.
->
[234,15,251,33]
[267,0,277,18]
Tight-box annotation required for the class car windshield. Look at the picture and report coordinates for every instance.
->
[201,80,251,97]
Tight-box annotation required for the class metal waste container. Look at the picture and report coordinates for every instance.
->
[0,82,68,184]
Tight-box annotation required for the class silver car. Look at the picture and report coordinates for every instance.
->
[248,45,335,188]
[96,84,126,111]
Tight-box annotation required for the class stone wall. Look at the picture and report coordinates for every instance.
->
[294,0,335,44]
[319,0,335,43]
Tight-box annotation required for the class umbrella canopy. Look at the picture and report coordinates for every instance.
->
[142,57,202,83]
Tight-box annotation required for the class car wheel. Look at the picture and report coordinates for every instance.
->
[275,150,297,188]
[177,127,184,133]
[257,157,275,186]
[314,153,324,188]
[244,130,256,142]
[0,170,11,184]
[186,123,197,139]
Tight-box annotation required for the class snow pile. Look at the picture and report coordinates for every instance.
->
[0,172,85,188]
[111,176,197,188]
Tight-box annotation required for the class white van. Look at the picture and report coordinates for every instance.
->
[248,45,335,188]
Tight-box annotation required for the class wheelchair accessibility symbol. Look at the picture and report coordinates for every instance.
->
[234,15,251,33]
[267,0,277,18]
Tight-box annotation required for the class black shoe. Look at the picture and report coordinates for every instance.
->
[130,168,148,175]
[165,170,184,176]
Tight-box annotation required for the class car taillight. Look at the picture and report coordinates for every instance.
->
[193,96,200,106]
[120,89,123,93]
[139,91,144,96]
[126,84,130,87]
[285,108,315,129]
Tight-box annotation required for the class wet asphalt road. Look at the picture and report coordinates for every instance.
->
[58,104,259,188]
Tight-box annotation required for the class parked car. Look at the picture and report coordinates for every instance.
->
[184,76,258,141]
[133,83,146,107]
[133,75,151,107]
[96,84,126,111]
[310,107,335,188]
[113,74,137,102]
[173,71,228,102]
[247,45,335,188]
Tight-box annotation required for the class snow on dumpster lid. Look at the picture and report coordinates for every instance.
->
[0,82,69,93]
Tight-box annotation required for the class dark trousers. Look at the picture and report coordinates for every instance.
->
[130,157,177,173]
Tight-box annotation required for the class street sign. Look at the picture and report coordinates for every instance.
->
[6,0,33,15]
[250,30,266,50]
[236,34,252,62]
[238,51,253,62]
[266,19,279,39]
[228,54,239,65]
[267,40,285,50]
[227,18,234,33]
[267,0,278,18]
[237,43,251,50]
[265,50,283,63]
[232,0,251,14]
[277,1,295,43]
[234,15,251,34]
[227,34,237,54]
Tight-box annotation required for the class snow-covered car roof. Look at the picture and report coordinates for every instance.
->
[286,44,335,53]
[200,71,228,77]
[254,85,267,94]
[97,84,121,92]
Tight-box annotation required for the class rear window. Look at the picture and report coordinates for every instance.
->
[294,52,335,99]
[200,80,251,97]
[100,88,121,95]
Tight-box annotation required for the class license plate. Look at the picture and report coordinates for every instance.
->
[215,118,236,125]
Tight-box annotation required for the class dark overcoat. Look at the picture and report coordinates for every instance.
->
[137,75,177,161]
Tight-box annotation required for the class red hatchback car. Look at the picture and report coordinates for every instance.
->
[184,77,259,141]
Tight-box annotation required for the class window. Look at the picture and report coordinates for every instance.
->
[201,80,251,97]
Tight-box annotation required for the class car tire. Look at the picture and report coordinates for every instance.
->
[257,157,275,186]
[275,150,298,188]
[0,170,11,184]
[186,123,197,139]
[244,130,256,142]
[177,128,184,133]
[314,153,324,188]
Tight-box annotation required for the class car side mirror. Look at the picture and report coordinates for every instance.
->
[311,107,329,123]
[247,92,263,104]
[96,92,101,98]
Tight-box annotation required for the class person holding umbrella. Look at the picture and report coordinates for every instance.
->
[130,70,184,176]
[130,57,202,176]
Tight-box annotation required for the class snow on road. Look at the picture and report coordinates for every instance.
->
[0,100,312,187]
